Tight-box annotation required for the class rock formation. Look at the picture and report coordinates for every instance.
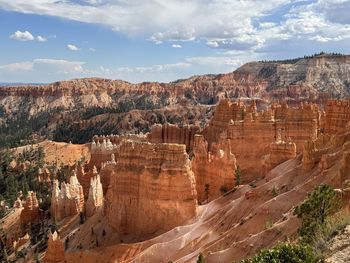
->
[51,173,85,222]
[13,197,23,208]
[13,233,30,252]
[20,191,40,225]
[105,140,197,237]
[192,134,237,202]
[147,123,200,152]
[85,174,104,217]
[203,99,319,181]
[43,231,65,263]
[1,54,349,148]
[323,99,350,133]
[262,131,297,176]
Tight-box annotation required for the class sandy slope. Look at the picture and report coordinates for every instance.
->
[14,140,90,166]
[63,152,341,263]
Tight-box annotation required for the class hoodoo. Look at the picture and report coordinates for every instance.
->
[51,173,85,222]
[104,140,198,237]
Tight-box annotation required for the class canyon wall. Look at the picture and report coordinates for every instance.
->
[192,135,237,202]
[104,140,197,237]
[1,55,349,119]
[262,135,297,176]
[323,99,350,133]
[203,99,319,181]
[147,123,200,152]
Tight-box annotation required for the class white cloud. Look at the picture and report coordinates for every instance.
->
[2,0,350,56]
[36,35,47,42]
[0,0,289,48]
[171,44,182,49]
[67,44,80,51]
[3,0,349,54]
[32,59,85,74]
[10,30,49,42]
[10,30,34,41]
[0,61,33,71]
[0,58,92,84]
[89,47,96,52]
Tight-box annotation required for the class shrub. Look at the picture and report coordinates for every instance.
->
[220,186,228,194]
[294,184,341,244]
[197,253,205,263]
[271,185,279,197]
[235,166,241,186]
[239,242,317,263]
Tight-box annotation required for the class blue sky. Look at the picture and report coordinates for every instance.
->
[0,0,350,83]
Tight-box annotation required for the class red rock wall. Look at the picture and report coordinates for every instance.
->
[43,231,65,263]
[104,140,197,237]
[323,100,350,133]
[203,100,319,181]
[147,123,200,152]
[192,135,237,202]
[20,191,40,225]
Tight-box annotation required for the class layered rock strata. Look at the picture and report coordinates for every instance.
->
[85,174,104,217]
[43,231,65,263]
[323,99,350,133]
[104,140,197,237]
[192,135,237,202]
[262,133,297,176]
[51,174,84,221]
[20,191,40,225]
[147,123,200,152]
[203,99,319,180]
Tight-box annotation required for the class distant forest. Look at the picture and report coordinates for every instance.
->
[259,52,346,64]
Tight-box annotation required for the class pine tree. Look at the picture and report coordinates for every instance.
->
[197,253,205,263]
[294,184,340,243]
[235,166,241,186]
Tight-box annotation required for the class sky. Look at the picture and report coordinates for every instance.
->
[0,0,350,83]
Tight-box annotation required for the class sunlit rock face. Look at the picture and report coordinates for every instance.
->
[85,174,104,217]
[147,123,200,153]
[51,173,84,222]
[262,132,297,176]
[43,231,65,263]
[20,191,40,225]
[192,134,237,202]
[323,99,350,134]
[203,99,319,181]
[104,140,197,237]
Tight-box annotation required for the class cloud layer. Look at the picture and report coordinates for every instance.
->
[2,0,350,51]
[1,0,350,83]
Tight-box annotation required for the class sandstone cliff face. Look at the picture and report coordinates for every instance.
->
[1,55,349,148]
[20,191,40,225]
[85,174,104,217]
[1,54,349,119]
[203,99,319,180]
[236,54,350,98]
[89,134,147,170]
[147,123,200,152]
[104,140,197,237]
[302,124,350,188]
[192,135,237,202]
[323,100,350,133]
[43,231,65,263]
[262,135,297,176]
[51,174,84,222]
